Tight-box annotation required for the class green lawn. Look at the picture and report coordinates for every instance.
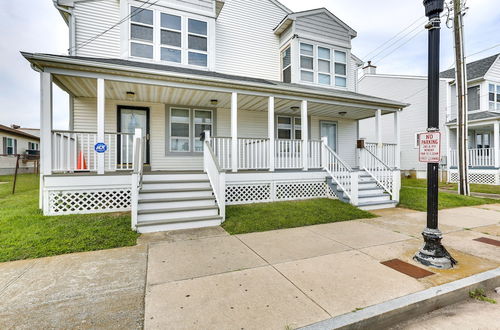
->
[398,186,498,212]
[402,178,500,195]
[0,174,139,263]
[222,198,376,235]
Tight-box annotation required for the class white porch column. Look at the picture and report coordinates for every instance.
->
[393,110,401,169]
[268,96,275,171]
[375,109,382,158]
[231,92,238,172]
[494,121,500,168]
[40,72,53,176]
[97,78,105,174]
[40,72,53,212]
[301,100,308,171]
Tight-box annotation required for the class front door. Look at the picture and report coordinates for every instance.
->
[118,106,150,164]
[320,121,337,151]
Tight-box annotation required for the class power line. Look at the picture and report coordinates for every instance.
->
[466,43,500,59]
[361,15,426,61]
[69,0,158,53]
[374,28,426,64]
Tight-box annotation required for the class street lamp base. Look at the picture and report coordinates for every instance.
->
[414,228,457,269]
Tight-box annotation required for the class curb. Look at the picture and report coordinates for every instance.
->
[299,267,500,330]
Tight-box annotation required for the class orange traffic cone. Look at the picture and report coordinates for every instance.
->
[77,151,87,170]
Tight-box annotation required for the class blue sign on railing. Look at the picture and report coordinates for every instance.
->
[94,142,108,153]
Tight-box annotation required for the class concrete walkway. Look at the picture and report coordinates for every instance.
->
[0,204,499,329]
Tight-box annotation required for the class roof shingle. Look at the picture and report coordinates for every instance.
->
[440,53,499,80]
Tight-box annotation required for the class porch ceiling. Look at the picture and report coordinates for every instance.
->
[54,74,393,120]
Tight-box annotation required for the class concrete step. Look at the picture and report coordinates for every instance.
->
[137,205,219,222]
[138,196,216,211]
[136,216,223,234]
[358,200,398,211]
[139,187,214,199]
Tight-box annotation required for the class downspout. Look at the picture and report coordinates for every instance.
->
[52,0,76,56]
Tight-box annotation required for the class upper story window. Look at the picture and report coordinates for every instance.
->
[129,6,209,68]
[299,42,347,88]
[488,83,500,110]
[281,46,291,83]
[467,85,480,111]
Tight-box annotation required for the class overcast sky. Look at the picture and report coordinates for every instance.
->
[0,0,499,130]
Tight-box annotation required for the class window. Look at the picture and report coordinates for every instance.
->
[130,7,209,67]
[476,133,491,149]
[130,6,154,59]
[281,46,291,83]
[467,86,480,111]
[318,47,331,85]
[160,13,182,63]
[300,43,314,82]
[489,83,500,110]
[188,19,208,66]
[334,51,347,87]
[3,137,17,155]
[169,108,213,153]
[28,142,39,151]
[277,116,302,139]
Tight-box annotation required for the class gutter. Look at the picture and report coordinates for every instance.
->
[52,0,76,55]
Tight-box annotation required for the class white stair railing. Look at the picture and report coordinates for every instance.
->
[321,137,358,205]
[360,147,394,198]
[204,131,226,220]
[131,128,144,231]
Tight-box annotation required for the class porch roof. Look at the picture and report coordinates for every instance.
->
[446,111,500,125]
[23,52,407,115]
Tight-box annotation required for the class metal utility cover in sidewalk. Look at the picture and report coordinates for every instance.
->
[473,237,500,247]
[381,259,434,279]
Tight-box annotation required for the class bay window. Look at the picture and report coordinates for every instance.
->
[489,83,500,110]
[129,6,209,67]
[298,42,348,88]
[169,107,213,153]
[281,46,291,83]
[467,85,480,111]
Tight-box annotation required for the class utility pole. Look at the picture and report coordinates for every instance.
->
[414,0,456,269]
[452,0,470,195]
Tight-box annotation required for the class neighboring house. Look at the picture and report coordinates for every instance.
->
[24,0,406,233]
[359,53,500,185]
[0,124,40,175]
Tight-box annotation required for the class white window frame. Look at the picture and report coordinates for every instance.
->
[488,83,500,110]
[467,84,481,112]
[5,137,16,155]
[276,115,302,140]
[281,45,292,83]
[298,41,349,89]
[28,142,39,151]
[300,43,315,83]
[168,107,213,153]
[129,5,210,68]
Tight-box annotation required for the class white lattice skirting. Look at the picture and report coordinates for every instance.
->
[225,180,337,205]
[47,189,131,215]
[448,171,500,185]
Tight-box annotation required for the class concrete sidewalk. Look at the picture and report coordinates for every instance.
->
[0,204,499,329]
[144,205,500,329]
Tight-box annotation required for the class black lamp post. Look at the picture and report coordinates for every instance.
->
[414,0,457,269]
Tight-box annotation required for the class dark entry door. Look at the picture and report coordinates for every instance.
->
[117,106,150,164]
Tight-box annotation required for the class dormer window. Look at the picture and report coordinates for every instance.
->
[298,42,348,88]
[129,6,210,68]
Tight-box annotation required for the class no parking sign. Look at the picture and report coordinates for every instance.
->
[418,132,441,163]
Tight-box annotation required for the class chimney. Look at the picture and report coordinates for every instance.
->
[362,61,377,75]
[11,124,21,129]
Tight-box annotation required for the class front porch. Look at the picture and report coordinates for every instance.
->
[29,53,405,231]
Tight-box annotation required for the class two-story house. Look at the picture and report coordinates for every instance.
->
[359,54,500,186]
[23,0,406,233]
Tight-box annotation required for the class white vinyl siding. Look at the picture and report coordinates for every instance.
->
[294,12,351,46]
[215,0,288,80]
[73,0,121,58]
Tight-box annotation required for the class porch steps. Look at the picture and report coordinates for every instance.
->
[327,170,397,211]
[136,172,222,233]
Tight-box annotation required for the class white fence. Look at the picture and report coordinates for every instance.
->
[365,142,397,168]
[450,148,495,168]
[52,130,134,172]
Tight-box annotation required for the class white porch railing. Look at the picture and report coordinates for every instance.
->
[360,147,395,197]
[449,148,495,167]
[131,128,144,231]
[275,139,302,169]
[211,136,232,170]
[51,130,134,172]
[322,140,356,204]
[238,138,270,170]
[365,142,397,168]
[308,140,322,169]
[204,132,226,220]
